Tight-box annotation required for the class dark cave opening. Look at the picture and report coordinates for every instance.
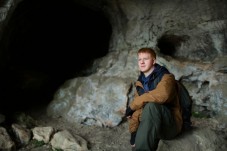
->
[0,0,112,115]
[156,34,188,57]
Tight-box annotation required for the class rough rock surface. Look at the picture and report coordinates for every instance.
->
[45,0,227,128]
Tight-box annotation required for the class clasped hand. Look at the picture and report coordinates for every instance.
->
[125,106,135,118]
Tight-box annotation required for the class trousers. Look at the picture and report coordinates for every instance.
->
[135,102,178,151]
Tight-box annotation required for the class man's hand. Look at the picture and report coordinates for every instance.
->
[136,86,145,96]
[125,106,135,117]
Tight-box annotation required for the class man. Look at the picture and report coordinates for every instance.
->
[125,48,182,151]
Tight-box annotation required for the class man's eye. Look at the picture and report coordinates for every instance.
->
[138,58,150,61]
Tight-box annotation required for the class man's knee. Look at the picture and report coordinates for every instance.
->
[143,102,161,112]
[141,102,163,121]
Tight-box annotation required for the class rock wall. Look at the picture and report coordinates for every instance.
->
[48,0,227,127]
[0,0,227,128]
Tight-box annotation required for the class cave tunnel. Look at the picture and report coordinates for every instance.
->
[0,0,112,115]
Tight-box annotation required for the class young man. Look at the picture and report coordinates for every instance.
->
[125,48,183,151]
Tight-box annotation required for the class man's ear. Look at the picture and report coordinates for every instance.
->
[153,59,156,65]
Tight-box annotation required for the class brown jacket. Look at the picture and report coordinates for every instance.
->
[129,74,183,133]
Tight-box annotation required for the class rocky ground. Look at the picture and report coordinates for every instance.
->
[8,106,227,151]
[15,106,131,151]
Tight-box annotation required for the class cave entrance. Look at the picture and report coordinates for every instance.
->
[0,0,112,115]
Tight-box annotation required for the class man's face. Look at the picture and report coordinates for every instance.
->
[138,52,156,74]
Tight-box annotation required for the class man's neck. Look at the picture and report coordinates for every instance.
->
[144,66,155,77]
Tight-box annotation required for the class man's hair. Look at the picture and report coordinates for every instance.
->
[137,48,156,59]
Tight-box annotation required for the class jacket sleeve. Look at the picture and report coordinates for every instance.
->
[130,74,177,110]
[134,81,144,98]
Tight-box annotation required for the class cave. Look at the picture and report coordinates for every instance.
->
[0,0,112,115]
[0,0,227,150]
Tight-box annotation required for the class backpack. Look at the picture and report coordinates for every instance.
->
[175,80,193,131]
[154,77,193,131]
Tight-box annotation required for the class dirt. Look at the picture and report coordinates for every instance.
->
[17,106,226,151]
[23,106,132,151]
